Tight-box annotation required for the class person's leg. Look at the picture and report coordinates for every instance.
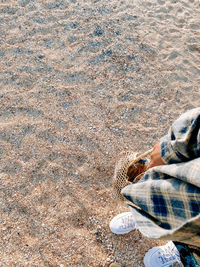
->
[173,242,200,267]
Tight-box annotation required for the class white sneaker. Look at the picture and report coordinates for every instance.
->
[109,212,136,235]
[144,241,183,267]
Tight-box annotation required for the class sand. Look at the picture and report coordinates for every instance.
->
[0,0,199,266]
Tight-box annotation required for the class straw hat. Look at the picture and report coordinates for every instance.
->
[112,149,153,201]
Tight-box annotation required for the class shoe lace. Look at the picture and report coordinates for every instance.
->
[121,215,135,229]
[158,246,181,265]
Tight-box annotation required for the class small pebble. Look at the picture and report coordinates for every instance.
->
[109,263,121,267]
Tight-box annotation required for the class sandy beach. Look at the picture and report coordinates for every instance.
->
[0,0,199,266]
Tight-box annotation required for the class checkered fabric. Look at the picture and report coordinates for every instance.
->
[122,108,200,248]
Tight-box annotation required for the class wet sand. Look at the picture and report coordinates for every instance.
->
[0,0,199,266]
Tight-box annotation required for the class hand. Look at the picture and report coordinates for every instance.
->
[148,143,165,169]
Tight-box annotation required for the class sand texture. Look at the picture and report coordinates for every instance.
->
[0,0,199,266]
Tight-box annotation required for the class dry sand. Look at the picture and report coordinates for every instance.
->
[0,0,199,266]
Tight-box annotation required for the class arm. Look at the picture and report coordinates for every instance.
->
[148,143,165,168]
[149,108,200,168]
